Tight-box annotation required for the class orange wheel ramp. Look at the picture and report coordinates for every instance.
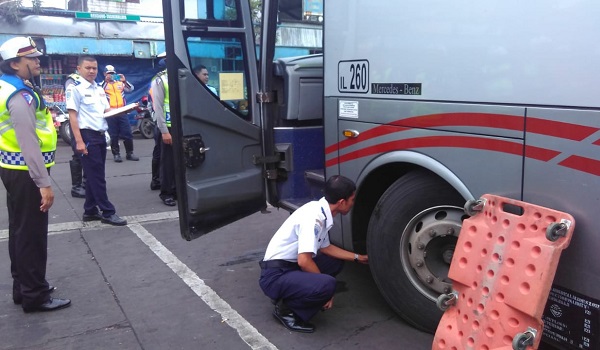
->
[432,194,575,350]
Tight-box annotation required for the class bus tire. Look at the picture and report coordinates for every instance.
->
[367,170,465,333]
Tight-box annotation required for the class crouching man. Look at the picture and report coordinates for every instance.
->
[259,175,368,333]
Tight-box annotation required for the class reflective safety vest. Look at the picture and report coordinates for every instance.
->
[0,75,57,170]
[154,70,170,127]
[103,80,128,108]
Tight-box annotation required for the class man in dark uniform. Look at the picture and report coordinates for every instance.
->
[0,36,71,312]
[65,72,86,198]
[66,55,129,226]
[149,59,176,206]
[259,175,368,332]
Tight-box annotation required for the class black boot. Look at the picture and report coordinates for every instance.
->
[150,159,161,190]
[69,159,85,198]
[124,139,139,161]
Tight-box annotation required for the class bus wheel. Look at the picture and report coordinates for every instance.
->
[367,170,465,333]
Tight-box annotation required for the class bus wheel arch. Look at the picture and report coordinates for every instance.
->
[366,168,466,333]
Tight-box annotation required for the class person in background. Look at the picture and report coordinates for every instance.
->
[101,64,138,163]
[149,54,166,191]
[193,65,218,96]
[259,175,368,333]
[150,54,176,206]
[65,72,86,198]
[0,36,71,312]
[66,55,128,226]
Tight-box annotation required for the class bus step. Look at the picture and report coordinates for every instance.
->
[305,169,325,184]
[279,197,314,212]
[432,194,575,350]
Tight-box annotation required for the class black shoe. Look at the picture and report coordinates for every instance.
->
[23,297,71,313]
[71,186,85,198]
[101,214,127,226]
[126,153,139,161]
[162,197,176,207]
[273,306,315,333]
[13,285,56,305]
[82,212,103,222]
[114,154,122,163]
[150,180,161,191]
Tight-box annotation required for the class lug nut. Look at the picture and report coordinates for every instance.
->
[447,227,455,235]
[429,230,437,237]
[416,260,424,267]
[426,276,434,284]
[417,242,425,250]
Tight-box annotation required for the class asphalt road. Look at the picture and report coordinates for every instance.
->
[0,136,434,350]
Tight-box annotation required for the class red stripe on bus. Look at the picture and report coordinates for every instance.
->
[527,117,599,141]
[593,138,600,146]
[559,156,600,176]
[326,113,599,156]
[326,136,560,167]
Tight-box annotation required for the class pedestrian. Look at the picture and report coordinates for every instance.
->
[101,64,139,162]
[149,56,176,206]
[66,55,128,226]
[0,36,71,312]
[65,72,86,198]
[258,175,368,333]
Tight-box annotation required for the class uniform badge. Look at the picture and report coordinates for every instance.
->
[21,92,33,105]
[314,219,323,236]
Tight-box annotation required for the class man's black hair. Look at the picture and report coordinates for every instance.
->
[193,64,207,74]
[324,175,356,204]
[77,55,96,65]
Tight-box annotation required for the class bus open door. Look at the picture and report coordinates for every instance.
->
[162,0,278,240]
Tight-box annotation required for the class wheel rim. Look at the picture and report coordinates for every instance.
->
[400,205,465,302]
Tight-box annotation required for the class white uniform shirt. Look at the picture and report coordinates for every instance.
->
[263,197,333,262]
[65,78,109,132]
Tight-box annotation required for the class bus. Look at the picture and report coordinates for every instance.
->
[162,1,600,349]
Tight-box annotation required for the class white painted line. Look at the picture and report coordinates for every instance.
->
[0,211,180,241]
[128,223,278,350]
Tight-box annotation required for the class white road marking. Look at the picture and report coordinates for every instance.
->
[128,223,278,350]
[0,211,180,241]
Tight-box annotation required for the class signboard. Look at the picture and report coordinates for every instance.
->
[218,73,245,101]
[75,12,141,22]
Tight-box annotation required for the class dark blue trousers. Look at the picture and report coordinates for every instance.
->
[259,254,344,322]
[77,129,116,217]
[106,115,133,156]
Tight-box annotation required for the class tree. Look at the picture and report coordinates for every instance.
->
[0,0,42,25]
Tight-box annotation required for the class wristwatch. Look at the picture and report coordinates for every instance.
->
[354,253,359,263]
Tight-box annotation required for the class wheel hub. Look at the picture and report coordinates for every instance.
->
[401,206,465,301]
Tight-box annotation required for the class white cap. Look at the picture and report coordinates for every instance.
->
[0,36,43,61]
[157,52,166,58]
[105,65,116,73]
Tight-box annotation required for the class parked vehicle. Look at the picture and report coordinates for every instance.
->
[50,105,71,144]
[165,1,600,349]
[132,96,155,139]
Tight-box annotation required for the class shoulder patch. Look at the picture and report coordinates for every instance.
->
[314,219,324,236]
[21,92,34,105]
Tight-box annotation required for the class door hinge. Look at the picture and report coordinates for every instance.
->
[253,154,281,165]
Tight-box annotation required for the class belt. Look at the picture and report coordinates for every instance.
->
[81,128,106,135]
[259,259,299,269]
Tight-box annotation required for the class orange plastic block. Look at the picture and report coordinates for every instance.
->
[432,194,575,350]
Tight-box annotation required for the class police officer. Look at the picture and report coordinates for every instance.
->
[149,57,176,206]
[66,55,127,226]
[0,36,71,312]
[65,72,86,198]
[259,175,368,332]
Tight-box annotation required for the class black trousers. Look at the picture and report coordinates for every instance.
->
[259,254,344,322]
[159,127,176,200]
[77,129,116,216]
[0,167,51,308]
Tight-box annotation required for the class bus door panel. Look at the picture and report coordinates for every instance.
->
[163,0,264,240]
